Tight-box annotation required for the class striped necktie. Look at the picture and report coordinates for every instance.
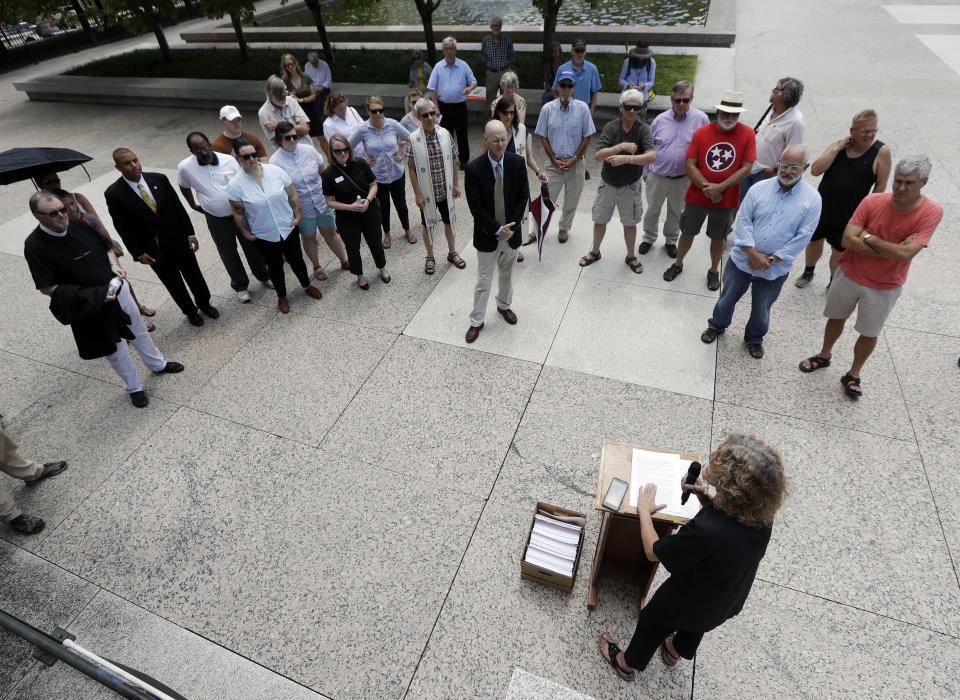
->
[494,163,505,225]
[137,183,157,213]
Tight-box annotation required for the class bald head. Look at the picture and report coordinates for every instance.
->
[780,144,807,164]
[484,120,509,160]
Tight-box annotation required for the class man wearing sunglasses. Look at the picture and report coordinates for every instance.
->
[535,69,595,244]
[24,191,183,408]
[641,81,709,258]
[579,89,656,273]
[177,131,272,304]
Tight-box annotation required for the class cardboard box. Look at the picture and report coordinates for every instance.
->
[520,501,586,593]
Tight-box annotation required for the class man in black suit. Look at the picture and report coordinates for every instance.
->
[104,148,218,327]
[464,120,530,343]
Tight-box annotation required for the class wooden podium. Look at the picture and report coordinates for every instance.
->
[586,439,700,610]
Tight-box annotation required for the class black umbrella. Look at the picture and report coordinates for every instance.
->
[0,147,93,187]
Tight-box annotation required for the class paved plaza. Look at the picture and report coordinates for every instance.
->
[1,1,959,698]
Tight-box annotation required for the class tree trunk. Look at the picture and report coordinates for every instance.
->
[230,12,248,61]
[71,0,97,45]
[304,0,334,65]
[152,11,171,62]
[543,1,562,65]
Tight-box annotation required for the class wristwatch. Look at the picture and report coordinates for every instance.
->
[862,233,872,241]
[767,255,776,266]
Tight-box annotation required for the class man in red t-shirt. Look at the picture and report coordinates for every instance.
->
[663,90,756,291]
[799,155,942,398]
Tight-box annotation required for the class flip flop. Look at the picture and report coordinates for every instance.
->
[382,234,392,249]
[799,355,831,373]
[405,230,417,244]
[145,322,156,333]
[139,306,156,317]
[660,636,680,667]
[597,635,635,682]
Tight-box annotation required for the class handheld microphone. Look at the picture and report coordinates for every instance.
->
[680,461,702,505]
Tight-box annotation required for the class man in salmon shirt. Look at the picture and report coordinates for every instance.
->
[799,155,942,399]
[663,90,756,291]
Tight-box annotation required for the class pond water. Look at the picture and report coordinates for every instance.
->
[273,0,711,28]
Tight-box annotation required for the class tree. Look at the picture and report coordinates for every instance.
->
[280,0,333,65]
[70,0,97,45]
[102,0,178,61]
[413,0,442,64]
[532,0,564,65]
[200,0,255,61]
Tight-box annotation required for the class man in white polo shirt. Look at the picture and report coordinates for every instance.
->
[177,131,272,303]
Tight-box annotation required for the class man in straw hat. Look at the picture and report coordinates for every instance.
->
[663,90,756,291]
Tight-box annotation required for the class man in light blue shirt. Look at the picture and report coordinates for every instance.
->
[551,38,602,114]
[427,37,477,169]
[700,145,821,358]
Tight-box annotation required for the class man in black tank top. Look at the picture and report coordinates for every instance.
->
[795,110,891,288]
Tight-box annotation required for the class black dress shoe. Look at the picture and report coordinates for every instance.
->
[25,461,68,486]
[665,244,679,258]
[637,242,652,255]
[153,361,184,375]
[9,514,45,535]
[747,343,764,359]
[465,324,483,343]
[130,391,149,408]
[700,328,722,344]
[187,312,204,327]
[498,308,518,325]
[201,305,220,319]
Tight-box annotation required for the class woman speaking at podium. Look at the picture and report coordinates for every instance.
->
[598,434,787,681]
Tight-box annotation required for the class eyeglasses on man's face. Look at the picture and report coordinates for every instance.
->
[238,152,258,160]
[419,111,437,118]
[672,97,691,104]
[282,134,298,141]
[622,104,643,112]
[369,107,384,114]
[38,206,68,217]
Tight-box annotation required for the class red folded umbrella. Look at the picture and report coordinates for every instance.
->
[529,183,556,261]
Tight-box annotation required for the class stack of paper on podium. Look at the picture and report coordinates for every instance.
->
[523,513,583,577]
[629,448,701,520]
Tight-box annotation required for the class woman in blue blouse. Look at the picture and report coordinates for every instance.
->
[349,95,416,249]
[619,42,656,102]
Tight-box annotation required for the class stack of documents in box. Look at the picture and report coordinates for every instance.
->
[523,513,582,577]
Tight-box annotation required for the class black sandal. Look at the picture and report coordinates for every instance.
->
[597,636,635,682]
[799,355,831,373]
[579,250,601,267]
[424,256,436,275]
[447,252,466,269]
[625,256,643,274]
[841,373,862,399]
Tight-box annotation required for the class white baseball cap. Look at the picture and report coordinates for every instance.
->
[219,105,242,120]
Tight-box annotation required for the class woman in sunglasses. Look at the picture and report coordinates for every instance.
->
[322,135,390,290]
[348,96,416,249]
[269,121,349,281]
[227,137,323,313]
[490,96,548,255]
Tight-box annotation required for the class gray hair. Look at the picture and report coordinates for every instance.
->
[442,37,456,49]
[265,74,287,99]
[777,77,804,108]
[490,16,503,26]
[29,191,60,213]
[307,51,319,62]
[499,70,519,89]
[895,155,932,180]
[414,97,436,116]
[620,88,644,105]
[672,80,694,96]
[780,144,808,164]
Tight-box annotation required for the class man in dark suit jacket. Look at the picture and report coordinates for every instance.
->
[464,120,530,343]
[104,148,218,327]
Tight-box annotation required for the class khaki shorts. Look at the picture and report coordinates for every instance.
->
[823,267,902,337]
[592,180,643,226]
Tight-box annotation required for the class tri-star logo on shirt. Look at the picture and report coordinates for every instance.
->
[706,142,736,172]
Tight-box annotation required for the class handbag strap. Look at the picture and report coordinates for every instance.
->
[334,162,369,197]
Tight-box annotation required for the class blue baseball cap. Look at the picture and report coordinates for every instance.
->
[557,70,577,85]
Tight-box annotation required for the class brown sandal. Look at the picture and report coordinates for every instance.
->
[424,256,436,275]
[799,355,831,373]
[660,636,680,667]
[314,267,328,281]
[405,230,417,244]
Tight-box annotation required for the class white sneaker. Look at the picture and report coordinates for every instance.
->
[262,279,275,289]
[236,289,251,303]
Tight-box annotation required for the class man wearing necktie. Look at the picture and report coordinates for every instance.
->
[464,120,530,343]
[105,148,218,327]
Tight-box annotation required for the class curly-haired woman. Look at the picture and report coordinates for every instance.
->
[597,433,788,681]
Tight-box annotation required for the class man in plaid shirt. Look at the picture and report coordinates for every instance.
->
[482,16,514,112]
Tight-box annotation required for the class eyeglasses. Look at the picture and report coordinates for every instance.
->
[238,152,258,160]
[502,110,516,115]
[369,107,384,114]
[38,206,68,217]
[282,134,298,141]
[487,137,508,143]
[778,162,803,172]
[622,104,643,111]
[672,97,691,104]
[419,111,437,118]
[558,83,575,89]
[190,144,211,154]
[332,148,349,154]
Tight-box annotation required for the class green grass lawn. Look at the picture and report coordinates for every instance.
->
[68,48,698,95]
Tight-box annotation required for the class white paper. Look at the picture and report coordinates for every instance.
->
[629,449,701,520]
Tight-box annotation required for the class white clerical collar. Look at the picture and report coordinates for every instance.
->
[38,222,68,237]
